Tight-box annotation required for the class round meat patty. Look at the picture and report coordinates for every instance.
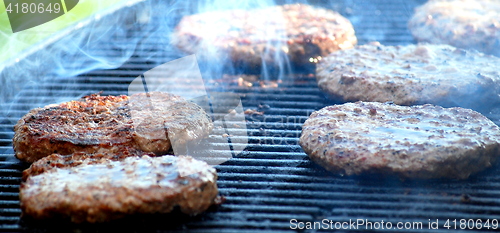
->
[408,0,500,57]
[13,92,213,163]
[20,155,219,223]
[316,43,500,110]
[172,4,357,71]
[299,102,500,179]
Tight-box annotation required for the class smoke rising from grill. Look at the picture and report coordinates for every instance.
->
[9,0,497,158]
[0,0,410,158]
[0,0,289,157]
[0,0,305,122]
[0,0,355,132]
[0,0,156,120]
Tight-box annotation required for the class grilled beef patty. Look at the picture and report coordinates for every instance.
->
[316,43,500,110]
[299,102,500,179]
[172,4,356,71]
[13,92,213,163]
[408,0,500,57]
[20,155,219,223]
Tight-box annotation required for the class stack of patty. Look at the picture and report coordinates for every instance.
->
[15,92,219,223]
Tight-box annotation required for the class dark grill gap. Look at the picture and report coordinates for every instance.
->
[2,0,500,232]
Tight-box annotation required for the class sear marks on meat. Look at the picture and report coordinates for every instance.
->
[299,102,500,179]
[13,92,213,163]
[20,155,219,223]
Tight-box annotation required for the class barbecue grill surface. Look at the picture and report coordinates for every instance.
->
[2,0,500,232]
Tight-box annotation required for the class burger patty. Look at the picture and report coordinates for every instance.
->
[408,0,500,57]
[316,43,500,109]
[13,92,213,163]
[299,102,500,179]
[20,155,219,223]
[172,4,356,70]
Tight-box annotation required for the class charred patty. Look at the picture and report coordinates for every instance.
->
[20,155,219,223]
[172,4,356,71]
[299,102,500,179]
[13,92,213,163]
[408,0,500,57]
[316,43,500,110]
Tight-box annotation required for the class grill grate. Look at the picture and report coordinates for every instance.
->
[3,0,500,232]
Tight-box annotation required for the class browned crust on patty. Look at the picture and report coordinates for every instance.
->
[408,0,500,57]
[13,94,132,163]
[13,92,213,163]
[20,155,219,223]
[172,4,357,69]
[299,102,500,179]
[316,43,500,107]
